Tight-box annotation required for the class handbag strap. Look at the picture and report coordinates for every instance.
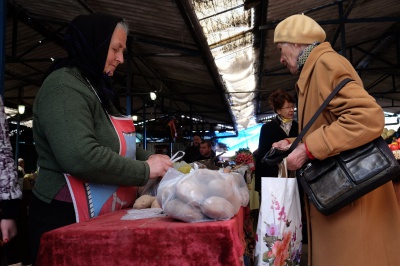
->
[289,78,354,151]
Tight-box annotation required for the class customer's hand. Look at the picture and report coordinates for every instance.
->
[286,143,309,171]
[0,219,17,244]
[272,139,291,150]
[146,154,173,179]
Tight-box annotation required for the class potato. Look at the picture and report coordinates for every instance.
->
[176,179,207,205]
[151,198,161,208]
[163,199,206,222]
[193,169,219,184]
[133,195,156,209]
[227,189,242,214]
[200,196,235,220]
[231,172,246,187]
[208,179,233,199]
[238,187,249,206]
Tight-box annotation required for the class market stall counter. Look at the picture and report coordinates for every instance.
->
[37,207,246,266]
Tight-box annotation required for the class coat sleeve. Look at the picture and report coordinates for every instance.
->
[255,124,274,167]
[0,97,22,219]
[0,97,22,201]
[35,82,150,187]
[305,54,384,160]
[135,146,153,161]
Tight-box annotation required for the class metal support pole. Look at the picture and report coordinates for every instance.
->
[143,102,147,150]
[338,0,347,58]
[14,87,22,165]
[14,113,20,165]
[126,39,132,116]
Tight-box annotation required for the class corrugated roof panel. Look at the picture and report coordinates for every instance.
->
[4,0,400,131]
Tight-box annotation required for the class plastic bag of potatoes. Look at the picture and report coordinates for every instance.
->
[157,167,249,223]
[133,161,193,210]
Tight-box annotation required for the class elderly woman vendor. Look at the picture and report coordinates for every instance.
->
[29,13,172,265]
[272,14,400,266]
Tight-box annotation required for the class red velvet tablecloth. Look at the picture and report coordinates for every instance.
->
[37,207,245,266]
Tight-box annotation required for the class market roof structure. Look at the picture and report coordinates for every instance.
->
[2,0,400,137]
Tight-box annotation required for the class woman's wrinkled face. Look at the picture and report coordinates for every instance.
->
[276,43,300,75]
[104,26,127,76]
[277,100,295,120]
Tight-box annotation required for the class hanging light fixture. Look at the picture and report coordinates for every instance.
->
[18,104,25,114]
[150,92,157,101]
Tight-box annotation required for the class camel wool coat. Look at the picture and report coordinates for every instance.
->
[296,42,400,266]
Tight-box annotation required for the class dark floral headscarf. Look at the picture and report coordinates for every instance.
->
[48,13,123,111]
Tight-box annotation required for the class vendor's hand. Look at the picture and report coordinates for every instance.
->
[147,154,173,179]
[272,139,291,150]
[0,219,17,244]
[286,143,309,171]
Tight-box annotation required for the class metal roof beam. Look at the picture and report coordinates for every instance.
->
[176,0,237,131]
[260,17,400,31]
[130,34,199,54]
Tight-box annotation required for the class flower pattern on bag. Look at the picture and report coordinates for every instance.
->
[261,194,302,266]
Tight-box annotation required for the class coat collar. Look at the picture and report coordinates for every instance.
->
[296,42,334,94]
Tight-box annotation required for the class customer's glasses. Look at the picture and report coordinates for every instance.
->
[281,105,295,110]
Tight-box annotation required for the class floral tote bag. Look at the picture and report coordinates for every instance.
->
[254,159,302,266]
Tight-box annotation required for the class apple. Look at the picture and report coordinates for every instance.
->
[389,143,399,151]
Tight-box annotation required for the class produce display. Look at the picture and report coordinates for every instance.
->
[388,137,400,151]
[380,127,400,160]
[393,150,400,160]
[381,127,396,142]
[133,194,160,209]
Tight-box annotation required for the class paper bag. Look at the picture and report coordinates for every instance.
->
[254,159,302,266]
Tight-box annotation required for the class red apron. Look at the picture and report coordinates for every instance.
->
[65,115,138,222]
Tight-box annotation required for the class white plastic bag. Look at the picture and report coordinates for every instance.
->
[254,159,302,266]
[157,168,249,222]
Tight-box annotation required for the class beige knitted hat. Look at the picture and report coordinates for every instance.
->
[274,14,326,44]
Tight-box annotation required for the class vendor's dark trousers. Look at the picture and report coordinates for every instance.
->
[29,194,75,266]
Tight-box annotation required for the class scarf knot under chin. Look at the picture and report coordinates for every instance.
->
[277,115,293,135]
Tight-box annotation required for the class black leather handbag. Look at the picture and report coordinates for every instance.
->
[261,147,290,165]
[297,136,399,215]
[289,78,400,215]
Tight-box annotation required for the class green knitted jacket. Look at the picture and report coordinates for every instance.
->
[32,67,152,204]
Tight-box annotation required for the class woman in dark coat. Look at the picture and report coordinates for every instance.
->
[255,89,298,194]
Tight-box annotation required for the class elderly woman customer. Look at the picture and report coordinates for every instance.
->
[255,89,298,194]
[29,13,172,265]
[272,14,400,265]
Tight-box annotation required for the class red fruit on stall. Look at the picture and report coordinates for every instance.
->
[389,142,399,151]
